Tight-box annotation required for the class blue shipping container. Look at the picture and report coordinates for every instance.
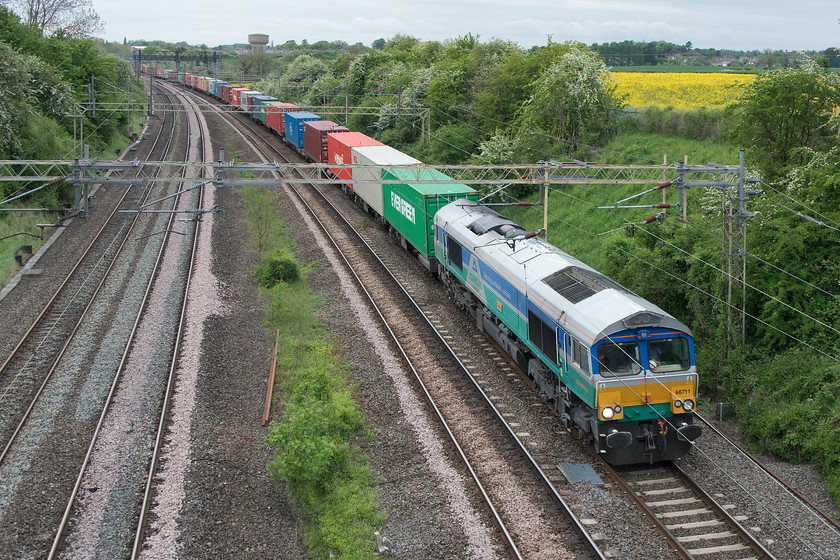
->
[284,112,322,148]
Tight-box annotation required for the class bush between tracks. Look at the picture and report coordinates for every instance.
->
[254,251,300,287]
[241,185,385,559]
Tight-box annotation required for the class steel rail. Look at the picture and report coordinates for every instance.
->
[194,85,534,556]
[286,181,526,560]
[696,413,840,535]
[669,461,777,559]
[599,457,776,560]
[300,178,608,560]
[176,80,607,560]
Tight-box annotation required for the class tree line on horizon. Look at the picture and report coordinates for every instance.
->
[114,37,840,70]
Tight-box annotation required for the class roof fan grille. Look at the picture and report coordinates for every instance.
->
[543,266,633,304]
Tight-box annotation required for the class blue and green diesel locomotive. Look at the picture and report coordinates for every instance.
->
[434,200,701,465]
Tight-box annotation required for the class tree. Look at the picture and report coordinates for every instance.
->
[371,38,385,51]
[757,48,781,69]
[238,50,274,78]
[262,54,331,103]
[727,61,840,181]
[5,0,102,37]
[517,43,624,158]
[823,47,840,68]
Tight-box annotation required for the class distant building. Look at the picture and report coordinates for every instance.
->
[248,34,269,53]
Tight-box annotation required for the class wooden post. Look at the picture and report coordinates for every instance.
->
[262,329,281,426]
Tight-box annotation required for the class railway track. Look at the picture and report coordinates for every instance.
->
[0,79,209,559]
[288,179,602,558]
[48,79,214,559]
[697,413,840,537]
[606,460,775,560]
[129,80,212,558]
[0,89,178,459]
[156,80,840,559]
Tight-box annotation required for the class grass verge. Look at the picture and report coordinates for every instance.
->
[239,186,385,558]
[0,208,55,286]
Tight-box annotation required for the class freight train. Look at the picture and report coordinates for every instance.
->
[143,66,702,465]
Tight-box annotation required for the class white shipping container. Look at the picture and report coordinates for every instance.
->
[350,145,421,216]
[239,90,259,111]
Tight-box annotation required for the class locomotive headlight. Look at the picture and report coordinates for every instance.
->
[683,399,695,412]
[614,405,622,414]
[674,399,683,409]
[601,407,615,420]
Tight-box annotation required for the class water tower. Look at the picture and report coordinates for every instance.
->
[248,34,269,53]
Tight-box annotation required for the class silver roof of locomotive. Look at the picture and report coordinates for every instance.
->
[436,200,691,343]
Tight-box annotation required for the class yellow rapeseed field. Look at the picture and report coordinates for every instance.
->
[613,72,756,110]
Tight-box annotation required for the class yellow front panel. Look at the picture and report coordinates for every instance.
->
[598,378,696,411]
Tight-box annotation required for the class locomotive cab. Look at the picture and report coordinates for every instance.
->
[592,327,702,464]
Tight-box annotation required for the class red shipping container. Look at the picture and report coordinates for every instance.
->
[303,121,349,163]
[230,87,249,107]
[327,131,383,188]
[219,84,232,103]
[265,102,300,135]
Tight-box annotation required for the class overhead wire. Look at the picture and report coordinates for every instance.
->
[762,181,840,231]
[634,224,840,339]
[555,172,840,330]
[679,216,840,301]
[501,186,839,550]
[163,61,837,549]
[235,54,840,333]
[393,75,840,321]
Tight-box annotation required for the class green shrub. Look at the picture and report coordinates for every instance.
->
[254,251,300,287]
[731,349,840,507]
[266,341,384,558]
[637,106,723,140]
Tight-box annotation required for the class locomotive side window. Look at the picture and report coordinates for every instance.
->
[647,337,690,372]
[596,341,639,377]
[448,236,463,270]
[527,310,557,365]
[542,320,557,363]
[571,338,591,374]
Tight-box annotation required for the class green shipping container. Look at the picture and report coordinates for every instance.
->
[382,168,478,261]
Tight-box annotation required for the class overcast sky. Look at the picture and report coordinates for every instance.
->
[93,0,838,51]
